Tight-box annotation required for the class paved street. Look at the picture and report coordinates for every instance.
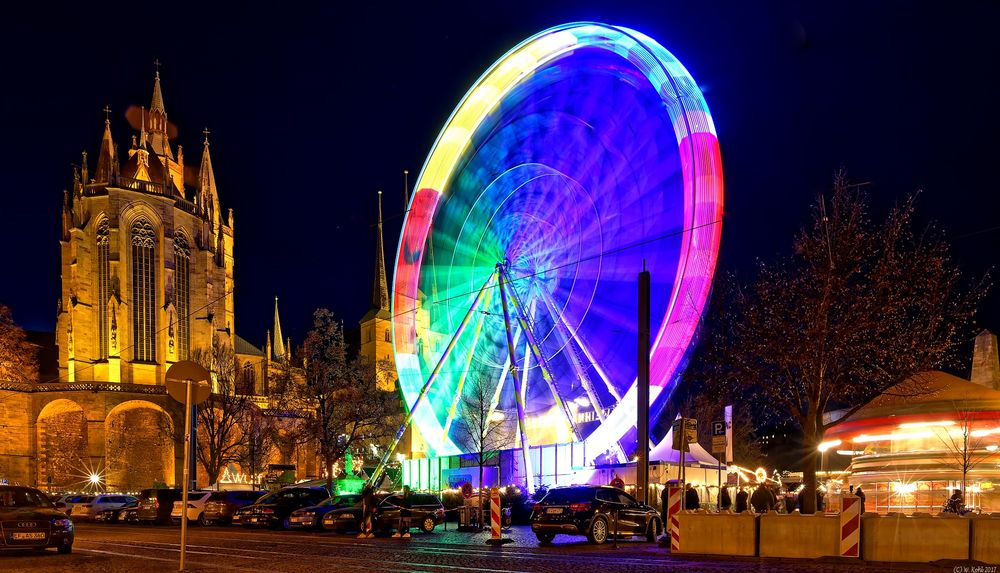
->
[0,523,959,573]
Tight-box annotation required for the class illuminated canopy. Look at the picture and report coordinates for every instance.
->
[392,22,724,458]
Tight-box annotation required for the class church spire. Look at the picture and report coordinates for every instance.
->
[151,67,165,114]
[272,296,286,360]
[372,191,390,313]
[198,129,220,230]
[360,191,391,325]
[147,63,172,158]
[95,106,117,184]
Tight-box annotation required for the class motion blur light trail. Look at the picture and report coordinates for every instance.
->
[392,22,724,460]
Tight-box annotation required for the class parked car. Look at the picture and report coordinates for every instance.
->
[0,485,74,554]
[94,499,139,523]
[171,491,213,525]
[136,488,182,525]
[70,494,137,521]
[201,490,266,526]
[530,485,662,545]
[57,495,94,517]
[233,486,329,529]
[324,492,444,534]
[322,494,387,533]
[119,502,141,524]
[288,494,362,530]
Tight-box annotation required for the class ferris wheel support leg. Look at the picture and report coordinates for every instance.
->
[537,290,629,464]
[369,271,496,488]
[497,265,581,443]
[497,264,536,495]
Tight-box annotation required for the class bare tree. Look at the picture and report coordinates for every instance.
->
[193,342,251,487]
[454,371,513,491]
[0,304,38,383]
[235,403,277,489]
[935,397,1000,500]
[292,309,399,492]
[711,173,986,513]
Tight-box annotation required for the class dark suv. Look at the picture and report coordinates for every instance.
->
[323,492,445,534]
[136,488,182,525]
[530,485,661,545]
[232,486,329,529]
[201,490,265,525]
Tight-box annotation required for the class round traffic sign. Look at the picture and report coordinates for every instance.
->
[165,361,212,406]
[461,482,473,499]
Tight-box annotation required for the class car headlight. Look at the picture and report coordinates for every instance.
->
[52,518,72,528]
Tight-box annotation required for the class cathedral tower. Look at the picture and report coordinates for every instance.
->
[56,71,236,385]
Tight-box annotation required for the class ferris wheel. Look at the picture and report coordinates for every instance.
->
[376,22,723,483]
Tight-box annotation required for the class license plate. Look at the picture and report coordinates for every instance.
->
[13,532,46,540]
[545,507,563,514]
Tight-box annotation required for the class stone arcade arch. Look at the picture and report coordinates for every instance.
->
[36,399,89,490]
[105,400,175,490]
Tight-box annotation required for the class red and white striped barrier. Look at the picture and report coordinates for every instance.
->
[667,486,683,552]
[840,495,860,558]
[490,487,501,540]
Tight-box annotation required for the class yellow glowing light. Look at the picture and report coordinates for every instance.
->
[971,428,1000,438]
[853,431,933,443]
[88,474,101,485]
[754,467,768,482]
[898,420,955,429]
[890,481,917,494]
[817,439,842,452]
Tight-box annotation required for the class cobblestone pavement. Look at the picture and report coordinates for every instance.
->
[0,522,968,573]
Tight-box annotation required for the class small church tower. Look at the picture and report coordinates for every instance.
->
[359,191,396,392]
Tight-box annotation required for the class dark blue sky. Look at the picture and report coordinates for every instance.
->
[1,1,997,354]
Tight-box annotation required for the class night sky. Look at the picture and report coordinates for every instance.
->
[1,2,998,358]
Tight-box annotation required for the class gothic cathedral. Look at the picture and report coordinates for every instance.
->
[57,72,235,385]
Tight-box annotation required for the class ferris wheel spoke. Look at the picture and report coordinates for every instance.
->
[498,264,580,442]
[537,289,628,463]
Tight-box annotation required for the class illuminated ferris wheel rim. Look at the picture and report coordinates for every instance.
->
[391,21,724,458]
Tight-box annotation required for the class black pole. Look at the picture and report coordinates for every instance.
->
[189,403,198,490]
[637,264,650,505]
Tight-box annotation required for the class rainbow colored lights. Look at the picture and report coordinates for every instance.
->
[392,22,724,460]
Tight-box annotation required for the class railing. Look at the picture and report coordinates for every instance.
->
[0,381,167,395]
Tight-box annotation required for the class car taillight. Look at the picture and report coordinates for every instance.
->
[261,508,273,514]
[568,502,591,512]
[532,503,542,513]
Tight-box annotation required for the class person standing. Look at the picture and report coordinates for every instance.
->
[358,484,376,539]
[393,486,413,538]
[735,487,749,513]
[684,483,700,510]
[750,484,773,513]
[855,486,866,515]
[720,486,732,511]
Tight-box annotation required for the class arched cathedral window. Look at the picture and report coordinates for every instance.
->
[131,219,156,362]
[174,232,191,360]
[384,328,391,342]
[96,218,110,359]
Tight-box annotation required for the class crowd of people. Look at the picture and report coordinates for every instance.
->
[667,482,869,515]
